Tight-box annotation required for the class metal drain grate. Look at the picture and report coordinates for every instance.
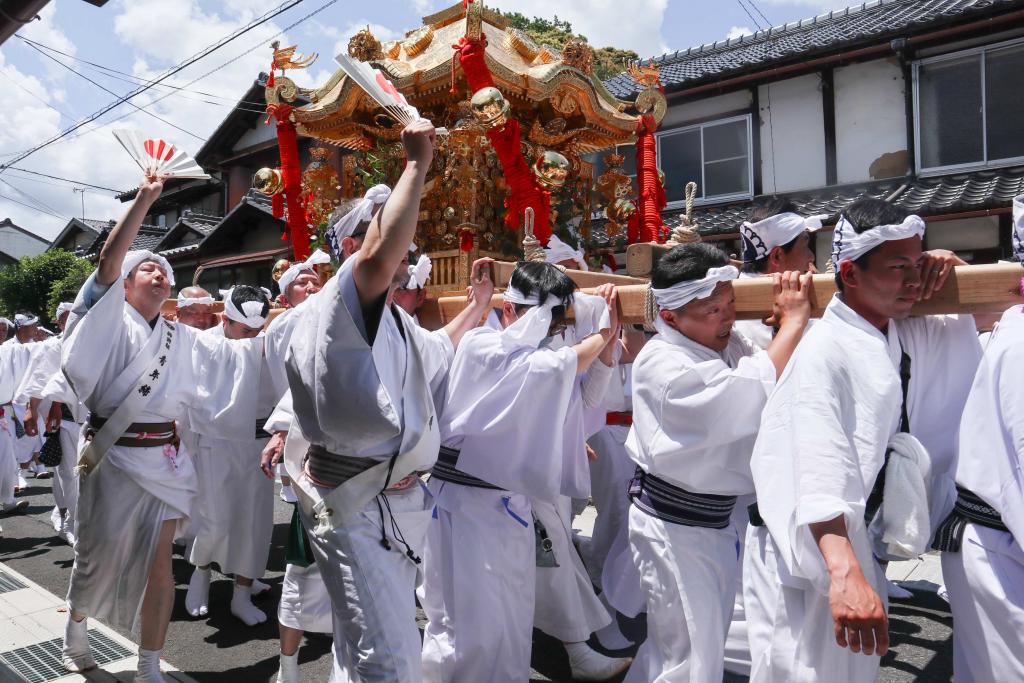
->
[0,630,133,683]
[0,570,26,594]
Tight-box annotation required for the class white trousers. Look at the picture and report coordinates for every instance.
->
[624,505,741,683]
[420,481,535,683]
[278,560,333,634]
[0,412,17,505]
[11,404,41,464]
[744,525,887,683]
[300,482,433,683]
[586,425,634,580]
[188,436,273,579]
[723,496,754,677]
[942,523,1024,682]
[50,421,81,528]
[532,496,611,642]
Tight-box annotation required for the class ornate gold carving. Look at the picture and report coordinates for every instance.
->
[504,28,540,61]
[383,41,401,59]
[561,38,594,75]
[595,153,636,238]
[550,88,579,115]
[465,0,483,41]
[348,27,383,62]
[635,88,667,125]
[527,118,579,147]
[271,41,317,72]
[626,60,661,87]
[532,45,559,65]
[403,26,434,58]
[300,147,342,226]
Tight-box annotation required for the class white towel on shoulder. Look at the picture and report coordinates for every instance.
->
[875,432,932,560]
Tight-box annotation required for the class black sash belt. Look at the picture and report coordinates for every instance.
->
[59,403,75,423]
[255,417,272,440]
[629,467,736,529]
[429,446,500,490]
[931,486,1010,552]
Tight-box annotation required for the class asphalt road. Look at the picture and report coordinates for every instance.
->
[1,476,954,682]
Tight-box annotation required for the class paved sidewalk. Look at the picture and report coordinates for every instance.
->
[0,563,195,682]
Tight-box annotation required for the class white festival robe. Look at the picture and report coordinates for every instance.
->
[0,342,32,505]
[14,335,86,526]
[187,324,275,580]
[283,254,452,683]
[421,324,585,683]
[624,321,775,683]
[61,274,263,632]
[4,337,41,463]
[745,295,978,683]
[941,305,1024,682]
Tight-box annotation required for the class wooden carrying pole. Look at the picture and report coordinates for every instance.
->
[418,263,1024,330]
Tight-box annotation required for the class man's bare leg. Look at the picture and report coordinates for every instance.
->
[276,625,304,683]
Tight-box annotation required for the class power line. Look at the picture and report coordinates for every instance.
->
[5,166,121,193]
[0,0,306,174]
[0,179,67,220]
[17,35,270,110]
[736,0,764,31]
[24,41,206,141]
[1,177,67,218]
[746,0,772,28]
[5,170,113,195]
[0,67,76,122]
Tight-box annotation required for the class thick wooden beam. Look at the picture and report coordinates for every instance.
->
[491,261,646,288]
[419,263,1024,329]
[625,242,672,278]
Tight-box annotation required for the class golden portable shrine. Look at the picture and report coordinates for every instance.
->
[252,0,671,295]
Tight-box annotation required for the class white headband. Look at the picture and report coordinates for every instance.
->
[405,254,432,289]
[122,250,175,286]
[219,288,269,329]
[831,214,926,269]
[741,212,828,261]
[278,249,331,296]
[55,302,73,319]
[1013,195,1024,261]
[0,317,11,328]
[14,313,39,327]
[651,265,738,310]
[544,234,588,271]
[176,295,215,309]
[503,285,541,306]
[328,184,392,255]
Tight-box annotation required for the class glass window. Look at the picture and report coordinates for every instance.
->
[916,39,1024,172]
[658,115,751,204]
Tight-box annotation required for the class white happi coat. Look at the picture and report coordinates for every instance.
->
[746,295,978,683]
[624,320,775,683]
[941,305,1024,682]
[422,306,593,683]
[61,274,262,632]
[282,254,452,683]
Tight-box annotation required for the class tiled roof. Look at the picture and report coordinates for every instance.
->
[180,211,221,235]
[604,0,1022,98]
[160,242,201,258]
[82,224,169,260]
[80,218,113,233]
[657,165,1024,237]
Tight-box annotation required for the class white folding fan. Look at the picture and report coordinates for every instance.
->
[334,53,446,134]
[113,129,211,180]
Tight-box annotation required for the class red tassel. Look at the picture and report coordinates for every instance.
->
[271,192,284,219]
[459,229,474,252]
[605,253,618,272]
[267,62,275,88]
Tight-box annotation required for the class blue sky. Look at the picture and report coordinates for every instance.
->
[0,0,848,240]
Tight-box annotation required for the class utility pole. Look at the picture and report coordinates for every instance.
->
[73,187,85,219]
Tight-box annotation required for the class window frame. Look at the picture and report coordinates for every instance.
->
[656,113,754,209]
[913,36,1024,177]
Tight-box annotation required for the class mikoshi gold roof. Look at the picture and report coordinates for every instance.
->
[267,2,643,155]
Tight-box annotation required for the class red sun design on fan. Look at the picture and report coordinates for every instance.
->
[374,72,402,103]
[143,139,175,162]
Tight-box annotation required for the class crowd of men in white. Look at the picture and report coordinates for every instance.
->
[1,119,1021,683]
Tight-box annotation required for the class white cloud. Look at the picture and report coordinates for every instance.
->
[408,0,436,17]
[726,25,754,40]
[487,0,670,56]
[19,3,77,83]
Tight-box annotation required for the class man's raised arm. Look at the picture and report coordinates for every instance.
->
[95,177,164,286]
[353,120,435,309]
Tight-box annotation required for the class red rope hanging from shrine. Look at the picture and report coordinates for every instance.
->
[266,102,311,261]
[452,34,554,245]
[634,113,667,244]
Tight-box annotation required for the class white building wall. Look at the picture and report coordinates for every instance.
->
[758,74,827,194]
[661,90,753,129]
[834,58,908,183]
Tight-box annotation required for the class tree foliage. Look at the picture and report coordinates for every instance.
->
[501,12,638,81]
[0,249,93,323]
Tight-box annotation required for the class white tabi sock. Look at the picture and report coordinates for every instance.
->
[185,567,211,618]
[135,647,166,682]
[275,651,300,683]
[230,583,267,626]
[61,615,96,673]
[565,641,632,682]
[50,506,62,532]
[250,577,271,596]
